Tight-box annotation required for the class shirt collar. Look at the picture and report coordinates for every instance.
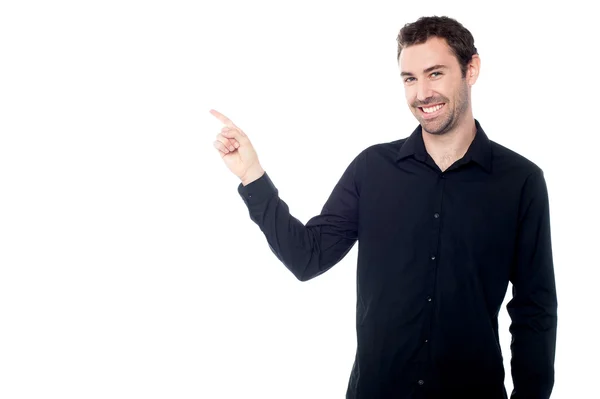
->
[396,118,492,173]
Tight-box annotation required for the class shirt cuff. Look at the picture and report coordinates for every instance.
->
[237,171,277,205]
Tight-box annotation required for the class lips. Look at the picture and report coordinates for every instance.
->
[418,103,445,119]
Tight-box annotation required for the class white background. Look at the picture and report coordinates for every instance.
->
[0,0,597,398]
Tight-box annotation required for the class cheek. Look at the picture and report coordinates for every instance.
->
[404,88,415,104]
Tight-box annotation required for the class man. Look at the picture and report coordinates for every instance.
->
[211,15,557,399]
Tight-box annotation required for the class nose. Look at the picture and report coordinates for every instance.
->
[416,80,434,103]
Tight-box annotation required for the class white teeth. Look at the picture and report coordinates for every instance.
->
[422,104,444,113]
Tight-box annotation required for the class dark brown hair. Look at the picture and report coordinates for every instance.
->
[397,16,478,78]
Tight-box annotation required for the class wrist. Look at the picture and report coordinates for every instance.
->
[241,166,265,186]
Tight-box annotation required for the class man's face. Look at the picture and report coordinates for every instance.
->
[399,36,470,135]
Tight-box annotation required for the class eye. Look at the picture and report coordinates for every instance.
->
[431,71,442,78]
[404,77,415,83]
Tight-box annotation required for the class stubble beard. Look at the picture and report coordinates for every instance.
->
[417,81,469,136]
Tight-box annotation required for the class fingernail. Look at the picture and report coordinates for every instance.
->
[234,142,239,148]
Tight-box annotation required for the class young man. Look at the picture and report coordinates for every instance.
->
[212,16,557,399]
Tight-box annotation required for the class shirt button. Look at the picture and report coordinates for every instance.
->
[418,379,425,386]
[248,194,252,198]
[425,339,429,343]
[427,296,432,302]
[430,255,436,260]
[434,213,439,218]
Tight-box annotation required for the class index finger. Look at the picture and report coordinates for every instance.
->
[209,109,238,129]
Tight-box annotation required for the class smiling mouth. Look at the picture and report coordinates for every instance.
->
[418,103,445,118]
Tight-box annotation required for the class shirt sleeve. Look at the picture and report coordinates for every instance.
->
[237,152,364,281]
[506,168,558,399]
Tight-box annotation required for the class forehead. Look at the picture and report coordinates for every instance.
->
[399,36,458,73]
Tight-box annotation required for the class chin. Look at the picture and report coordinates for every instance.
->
[421,119,451,136]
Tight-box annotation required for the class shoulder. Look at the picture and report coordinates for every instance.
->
[359,138,410,161]
[489,139,543,177]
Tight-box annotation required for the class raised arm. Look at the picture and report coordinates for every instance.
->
[211,108,362,281]
[237,152,362,281]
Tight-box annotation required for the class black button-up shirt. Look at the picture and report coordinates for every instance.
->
[237,119,557,399]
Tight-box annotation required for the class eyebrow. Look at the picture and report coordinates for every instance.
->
[400,64,448,77]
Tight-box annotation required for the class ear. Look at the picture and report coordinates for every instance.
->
[466,54,481,86]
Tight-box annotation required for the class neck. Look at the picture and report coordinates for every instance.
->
[422,111,476,170]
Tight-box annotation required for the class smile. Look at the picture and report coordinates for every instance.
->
[418,103,445,119]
